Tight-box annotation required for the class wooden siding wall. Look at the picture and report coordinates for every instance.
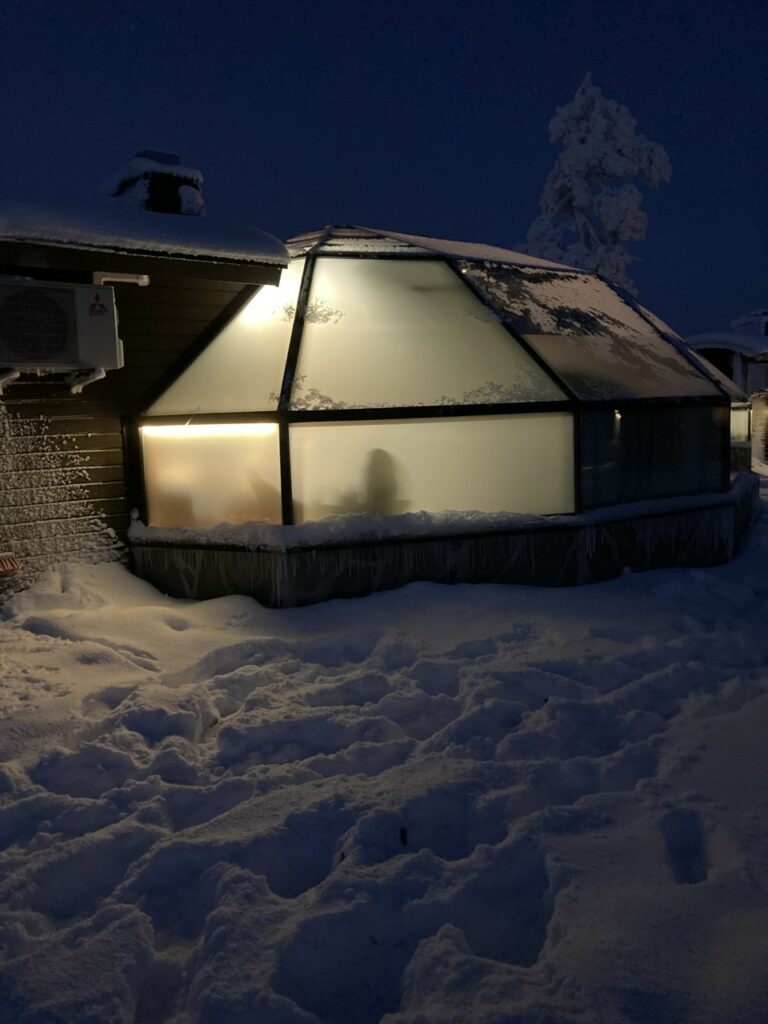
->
[0,276,244,588]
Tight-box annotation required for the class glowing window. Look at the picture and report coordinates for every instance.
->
[141,423,281,527]
[290,259,565,410]
[289,414,574,522]
[147,259,304,415]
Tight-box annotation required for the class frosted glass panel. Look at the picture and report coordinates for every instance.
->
[141,423,281,527]
[291,259,565,409]
[290,414,574,522]
[148,260,304,414]
[523,334,718,400]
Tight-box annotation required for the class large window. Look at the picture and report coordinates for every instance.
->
[291,259,565,409]
[290,414,575,522]
[141,423,281,527]
[579,404,726,509]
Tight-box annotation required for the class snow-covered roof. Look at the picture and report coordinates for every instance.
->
[687,332,768,359]
[0,201,288,267]
[288,225,573,270]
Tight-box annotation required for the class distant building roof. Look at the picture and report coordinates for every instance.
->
[687,331,768,359]
[731,310,768,335]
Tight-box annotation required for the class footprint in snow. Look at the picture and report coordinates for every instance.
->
[660,808,708,884]
[165,617,190,632]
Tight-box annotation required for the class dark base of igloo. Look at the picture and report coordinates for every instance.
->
[130,473,759,608]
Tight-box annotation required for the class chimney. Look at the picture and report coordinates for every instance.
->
[104,150,206,216]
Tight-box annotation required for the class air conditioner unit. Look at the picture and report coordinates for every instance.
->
[0,280,123,371]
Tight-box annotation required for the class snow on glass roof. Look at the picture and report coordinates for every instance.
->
[0,200,288,266]
[146,224,727,416]
[460,261,721,400]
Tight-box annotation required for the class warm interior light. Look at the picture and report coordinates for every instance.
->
[730,405,751,443]
[239,286,283,327]
[239,261,303,327]
[141,423,277,439]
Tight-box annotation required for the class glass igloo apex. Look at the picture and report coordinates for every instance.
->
[139,226,729,530]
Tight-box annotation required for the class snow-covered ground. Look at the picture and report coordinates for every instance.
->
[2,498,768,1024]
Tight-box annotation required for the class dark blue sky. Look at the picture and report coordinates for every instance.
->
[0,0,765,334]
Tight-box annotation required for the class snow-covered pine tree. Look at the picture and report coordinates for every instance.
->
[523,73,671,295]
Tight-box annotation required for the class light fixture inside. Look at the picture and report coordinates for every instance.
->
[140,422,277,439]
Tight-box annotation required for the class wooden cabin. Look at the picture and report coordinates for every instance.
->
[0,179,287,590]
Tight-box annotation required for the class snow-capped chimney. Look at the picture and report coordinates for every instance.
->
[104,150,206,216]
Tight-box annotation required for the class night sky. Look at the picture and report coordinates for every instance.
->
[0,0,765,335]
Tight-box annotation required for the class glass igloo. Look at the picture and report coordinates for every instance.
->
[137,226,731,531]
